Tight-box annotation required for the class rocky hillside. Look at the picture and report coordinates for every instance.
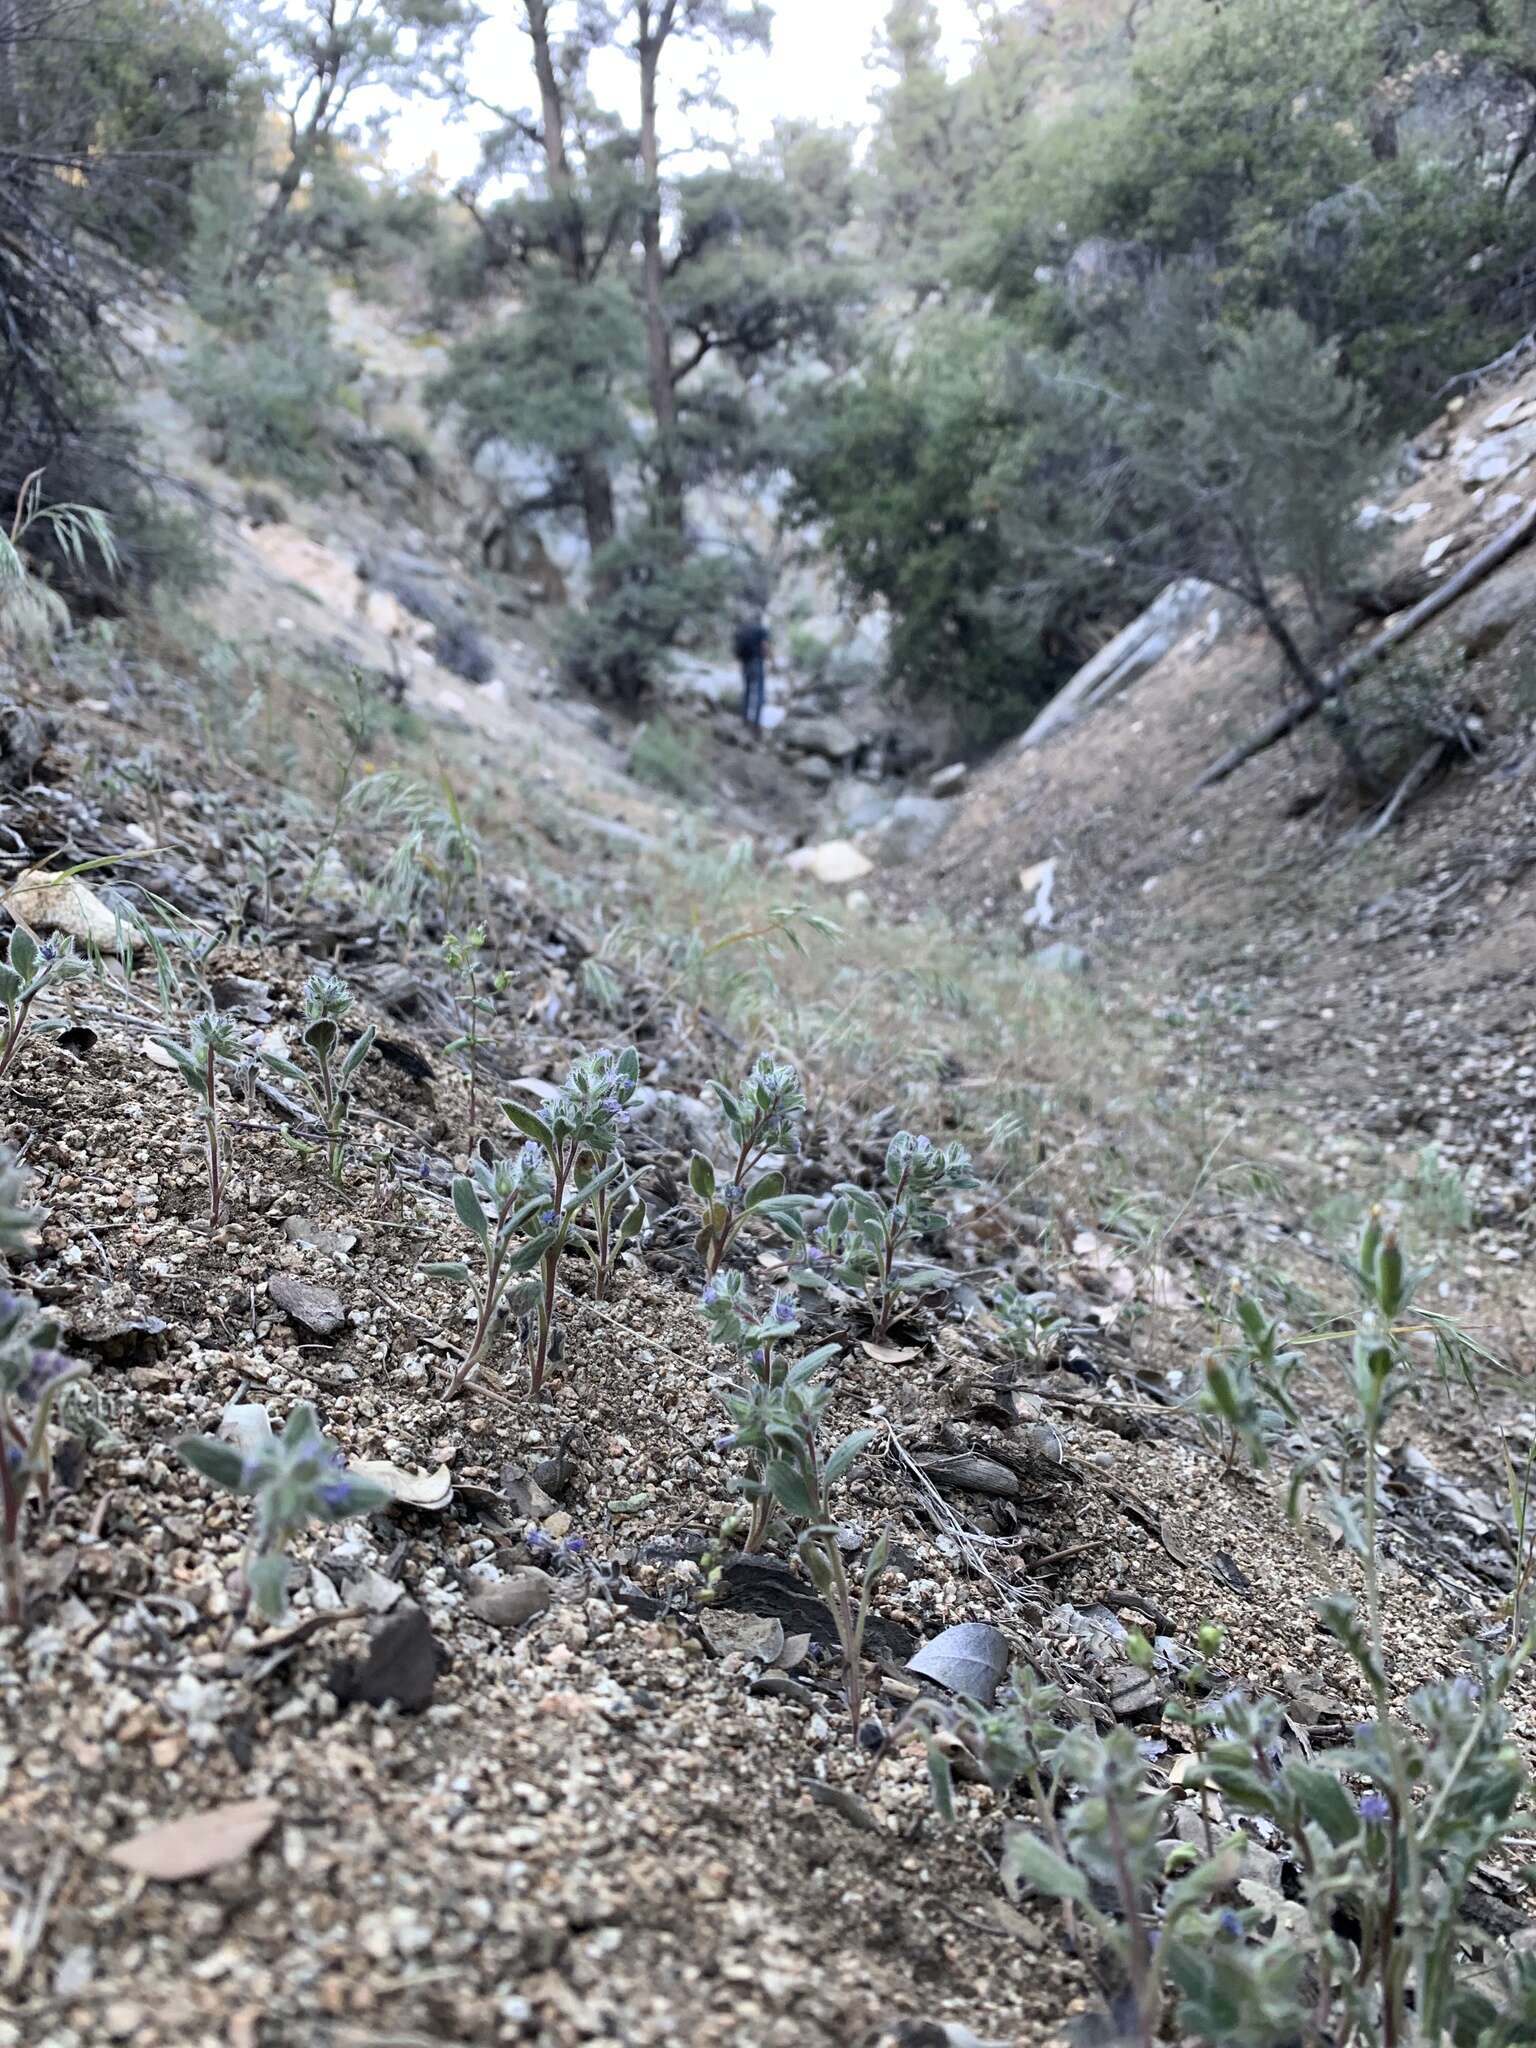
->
[6,625,1534,2047]
[903,359,1536,1236]
[5,337,1536,2044]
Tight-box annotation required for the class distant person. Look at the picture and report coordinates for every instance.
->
[734,614,770,729]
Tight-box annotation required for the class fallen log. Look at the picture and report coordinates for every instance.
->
[1189,499,1536,793]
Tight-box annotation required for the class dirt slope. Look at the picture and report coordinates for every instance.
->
[3,650,1526,2047]
[916,368,1536,1224]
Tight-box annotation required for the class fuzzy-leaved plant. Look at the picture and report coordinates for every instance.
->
[688,1056,809,1277]
[0,926,89,1087]
[497,1046,639,1394]
[159,1009,245,1223]
[0,1286,87,1623]
[810,1131,978,1338]
[442,925,505,1144]
[260,971,376,1185]
[699,1272,838,1553]
[909,1215,1536,2048]
[0,1144,43,1257]
[717,1347,887,1730]
[995,1283,1067,1365]
[423,1144,560,1398]
[1201,1286,1304,1473]
[179,1401,389,1621]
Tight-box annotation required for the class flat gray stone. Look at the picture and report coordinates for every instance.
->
[266,1274,347,1337]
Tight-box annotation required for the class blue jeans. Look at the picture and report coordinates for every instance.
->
[740,653,766,727]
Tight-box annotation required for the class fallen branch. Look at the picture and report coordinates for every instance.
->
[1349,739,1453,846]
[1189,500,1536,793]
[1434,330,1536,402]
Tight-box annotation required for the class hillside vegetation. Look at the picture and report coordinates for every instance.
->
[3,5,1536,2047]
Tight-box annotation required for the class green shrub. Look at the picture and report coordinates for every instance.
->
[628,716,709,799]
[559,524,747,703]
[176,265,352,495]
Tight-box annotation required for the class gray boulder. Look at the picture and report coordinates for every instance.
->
[869,794,951,864]
[1452,559,1536,661]
[779,713,860,763]
[359,550,496,685]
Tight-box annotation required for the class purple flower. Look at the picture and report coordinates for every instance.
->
[1218,1909,1243,1938]
[700,1284,719,1307]
[715,1433,737,1453]
[318,1476,357,1513]
[1359,1793,1390,1824]
[565,1536,587,1554]
[772,1297,796,1326]
[16,1347,74,1405]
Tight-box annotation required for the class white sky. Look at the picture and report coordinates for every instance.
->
[389,0,977,184]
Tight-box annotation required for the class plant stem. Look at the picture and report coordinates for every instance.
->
[0,1405,23,1625]
[204,1040,222,1224]
[530,1153,570,1396]
[0,994,34,1087]
[1105,1792,1157,2048]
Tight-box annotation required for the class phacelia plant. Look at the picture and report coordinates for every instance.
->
[717,1347,887,1729]
[442,925,506,1143]
[0,1144,42,1257]
[699,1273,839,1552]
[179,1400,389,1620]
[433,1046,640,1397]
[0,1287,87,1622]
[502,1047,639,1392]
[423,1145,560,1397]
[260,971,376,1185]
[689,1056,809,1277]
[812,1131,978,1338]
[910,1214,1536,2048]
[1201,1286,1303,1473]
[995,1283,1067,1365]
[0,926,88,1087]
[160,1009,245,1224]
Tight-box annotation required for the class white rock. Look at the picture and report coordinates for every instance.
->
[1484,491,1525,526]
[4,868,136,951]
[784,840,874,886]
[1484,395,1534,431]
[1018,859,1057,930]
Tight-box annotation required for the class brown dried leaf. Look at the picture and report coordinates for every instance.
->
[861,1341,920,1364]
[107,1799,278,1882]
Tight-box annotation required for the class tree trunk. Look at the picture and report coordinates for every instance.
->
[525,1,615,565]
[245,146,310,282]
[638,3,683,525]
[527,0,584,282]
[0,0,18,150]
[1192,499,1536,791]
[1250,581,1381,794]
[580,453,616,556]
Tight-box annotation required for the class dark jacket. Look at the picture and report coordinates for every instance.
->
[733,620,770,664]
